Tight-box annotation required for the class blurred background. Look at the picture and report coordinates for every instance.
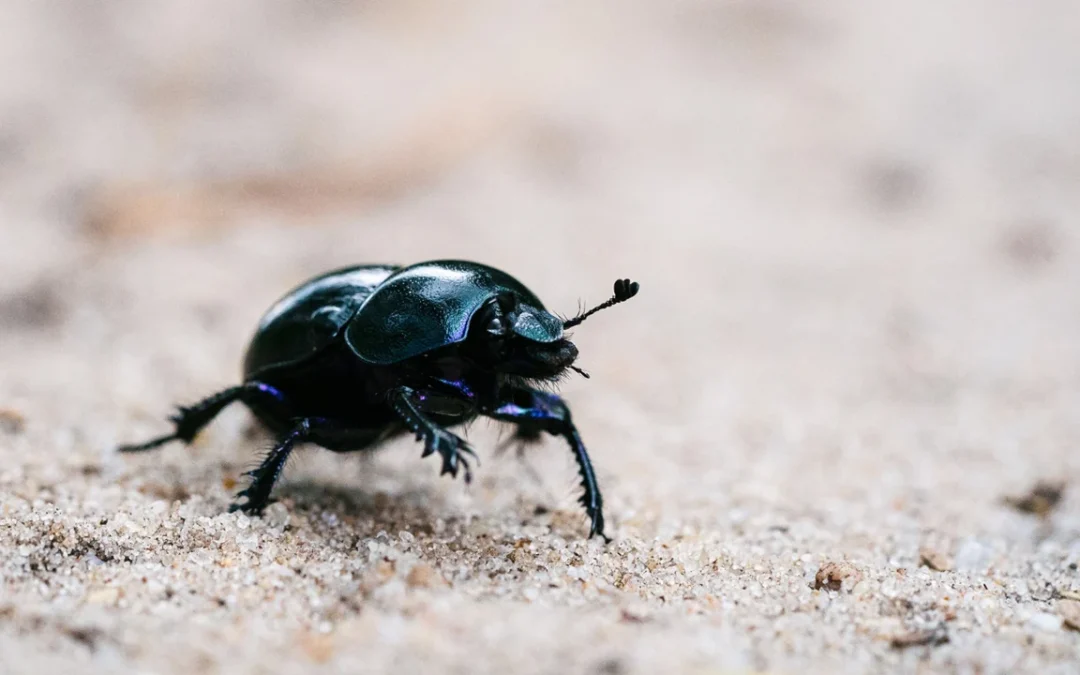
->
[2,1,1080,672]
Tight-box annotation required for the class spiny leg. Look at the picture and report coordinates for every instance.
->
[119,385,251,452]
[485,388,608,541]
[119,381,310,515]
[229,418,314,515]
[389,386,476,482]
[563,424,606,541]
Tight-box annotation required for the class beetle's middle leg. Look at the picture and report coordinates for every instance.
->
[389,386,477,482]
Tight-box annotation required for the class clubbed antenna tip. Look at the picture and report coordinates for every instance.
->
[563,278,640,330]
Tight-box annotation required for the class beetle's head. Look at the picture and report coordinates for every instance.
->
[467,279,640,382]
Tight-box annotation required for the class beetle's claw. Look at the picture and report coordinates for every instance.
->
[440,459,456,477]
[587,514,610,542]
[230,499,268,516]
[229,498,255,515]
[440,449,460,479]
[424,429,476,483]
[456,445,474,484]
[229,486,272,516]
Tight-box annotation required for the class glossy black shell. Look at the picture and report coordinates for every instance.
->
[244,260,560,377]
[243,265,399,378]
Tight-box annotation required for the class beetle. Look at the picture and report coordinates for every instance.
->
[120,260,639,540]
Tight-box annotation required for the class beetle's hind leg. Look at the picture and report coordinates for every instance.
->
[229,418,316,515]
[119,386,250,453]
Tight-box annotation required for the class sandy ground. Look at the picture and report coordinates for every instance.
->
[3,1,1080,673]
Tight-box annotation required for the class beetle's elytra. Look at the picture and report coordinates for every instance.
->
[120,260,639,540]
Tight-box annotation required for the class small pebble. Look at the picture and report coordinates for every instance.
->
[814,562,863,592]
[0,409,26,434]
[1004,481,1065,517]
[1057,600,1080,632]
[405,563,446,589]
[919,547,953,572]
[890,626,949,649]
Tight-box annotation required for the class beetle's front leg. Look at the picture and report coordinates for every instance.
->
[483,388,608,541]
[389,386,477,482]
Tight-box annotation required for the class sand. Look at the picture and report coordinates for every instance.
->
[3,1,1080,673]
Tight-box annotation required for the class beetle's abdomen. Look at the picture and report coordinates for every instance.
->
[243,265,399,378]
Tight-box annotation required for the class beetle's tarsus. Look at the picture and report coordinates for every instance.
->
[392,387,475,483]
[587,518,613,544]
[228,494,273,516]
[118,385,253,453]
[229,419,310,515]
[431,429,474,483]
[118,433,181,453]
[446,446,474,484]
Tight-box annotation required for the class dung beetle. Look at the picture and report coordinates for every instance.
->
[120,260,639,540]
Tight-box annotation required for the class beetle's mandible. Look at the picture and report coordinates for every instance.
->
[120,260,640,540]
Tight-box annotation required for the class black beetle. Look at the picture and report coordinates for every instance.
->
[120,260,639,540]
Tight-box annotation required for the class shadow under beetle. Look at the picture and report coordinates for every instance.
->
[120,260,639,540]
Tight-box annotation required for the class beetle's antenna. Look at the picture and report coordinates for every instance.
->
[563,279,640,329]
